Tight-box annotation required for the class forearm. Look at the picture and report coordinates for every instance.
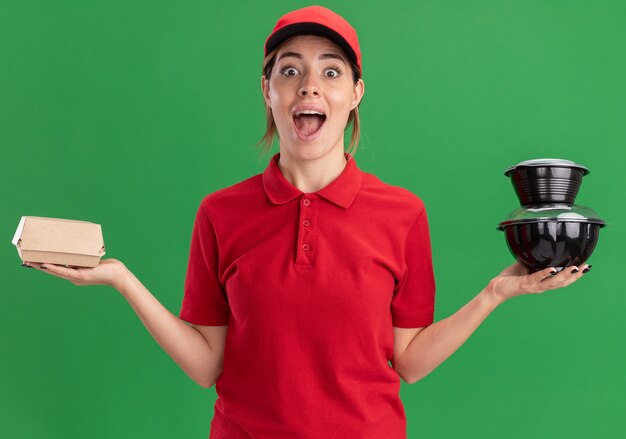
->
[398,286,503,384]
[114,267,222,388]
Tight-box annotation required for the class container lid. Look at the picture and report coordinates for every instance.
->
[497,203,606,229]
[504,158,590,177]
[11,216,106,256]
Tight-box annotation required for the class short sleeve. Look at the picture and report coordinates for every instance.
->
[391,206,436,328]
[179,202,230,326]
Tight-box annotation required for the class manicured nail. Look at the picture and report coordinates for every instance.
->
[571,268,579,274]
[40,265,48,270]
[583,265,592,274]
[21,262,27,267]
[549,270,557,276]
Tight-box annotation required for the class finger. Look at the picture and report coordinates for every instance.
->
[36,263,83,283]
[560,264,590,286]
[538,266,558,282]
[553,266,579,286]
[23,261,53,272]
[40,263,81,277]
[518,267,557,294]
[540,264,588,290]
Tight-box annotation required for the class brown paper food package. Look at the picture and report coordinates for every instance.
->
[12,216,106,268]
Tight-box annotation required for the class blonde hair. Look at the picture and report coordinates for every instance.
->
[255,36,363,159]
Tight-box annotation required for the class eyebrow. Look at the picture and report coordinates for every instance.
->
[277,51,346,65]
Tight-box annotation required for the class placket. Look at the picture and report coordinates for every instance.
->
[294,193,319,269]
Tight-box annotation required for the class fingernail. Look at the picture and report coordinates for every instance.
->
[583,265,592,274]
[550,270,557,276]
[571,268,579,274]
[40,265,48,269]
[21,262,27,267]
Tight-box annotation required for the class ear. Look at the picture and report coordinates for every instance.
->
[350,78,365,111]
[261,75,271,108]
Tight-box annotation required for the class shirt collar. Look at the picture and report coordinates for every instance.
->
[262,152,363,209]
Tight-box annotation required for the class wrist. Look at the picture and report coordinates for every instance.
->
[111,263,132,293]
[483,280,507,307]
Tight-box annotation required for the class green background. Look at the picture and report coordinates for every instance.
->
[1,1,624,437]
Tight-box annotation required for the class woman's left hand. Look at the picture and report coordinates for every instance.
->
[487,260,591,304]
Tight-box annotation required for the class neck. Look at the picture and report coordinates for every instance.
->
[277,148,348,193]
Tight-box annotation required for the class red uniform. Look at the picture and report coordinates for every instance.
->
[179,152,436,438]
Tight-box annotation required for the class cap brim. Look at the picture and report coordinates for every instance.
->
[265,22,358,70]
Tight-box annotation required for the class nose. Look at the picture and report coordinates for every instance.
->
[298,73,320,97]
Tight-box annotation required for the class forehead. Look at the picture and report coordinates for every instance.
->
[277,35,345,58]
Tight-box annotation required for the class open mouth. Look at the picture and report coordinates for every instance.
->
[293,111,326,138]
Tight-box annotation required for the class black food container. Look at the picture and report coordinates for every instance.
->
[504,158,589,206]
[497,204,606,273]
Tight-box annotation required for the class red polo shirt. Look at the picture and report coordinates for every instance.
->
[179,152,436,438]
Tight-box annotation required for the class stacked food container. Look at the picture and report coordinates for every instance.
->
[497,159,606,273]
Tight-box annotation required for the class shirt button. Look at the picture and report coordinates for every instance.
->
[303,220,310,227]
[302,244,310,251]
[302,198,311,206]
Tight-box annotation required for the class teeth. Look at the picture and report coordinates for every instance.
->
[294,110,325,116]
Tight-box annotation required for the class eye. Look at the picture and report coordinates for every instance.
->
[280,66,299,77]
[325,66,343,78]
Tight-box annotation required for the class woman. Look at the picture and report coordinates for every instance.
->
[25,5,590,438]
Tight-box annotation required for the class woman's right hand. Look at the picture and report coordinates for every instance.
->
[24,258,129,290]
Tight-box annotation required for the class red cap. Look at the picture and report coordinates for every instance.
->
[264,5,362,74]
